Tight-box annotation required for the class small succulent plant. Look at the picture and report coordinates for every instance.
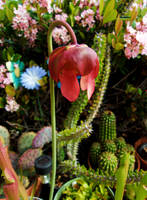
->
[18,148,42,173]
[102,139,117,153]
[98,151,118,174]
[32,126,52,148]
[98,110,117,142]
[17,131,36,154]
[0,126,10,147]
[117,144,135,172]
[115,137,126,151]
[89,142,101,166]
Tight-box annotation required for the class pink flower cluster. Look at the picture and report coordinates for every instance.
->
[74,0,99,8]
[0,65,12,88]
[24,0,53,14]
[75,9,95,31]
[0,0,4,10]
[52,26,71,45]
[12,5,38,46]
[5,96,20,113]
[55,13,68,22]
[52,8,71,45]
[124,14,147,59]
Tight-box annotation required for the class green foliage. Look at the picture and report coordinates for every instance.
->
[4,0,18,22]
[125,172,147,200]
[59,160,116,187]
[64,90,88,129]
[103,0,117,24]
[68,2,79,27]
[116,0,133,15]
[5,85,15,97]
[115,153,130,200]
[87,44,111,124]
[135,173,147,200]
[61,178,109,200]
[59,160,146,188]
[57,123,92,146]
[0,97,5,108]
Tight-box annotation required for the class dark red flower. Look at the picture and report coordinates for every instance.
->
[48,44,99,102]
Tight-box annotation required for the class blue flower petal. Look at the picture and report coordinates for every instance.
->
[20,66,47,90]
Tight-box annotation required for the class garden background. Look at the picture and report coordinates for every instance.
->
[0,0,147,199]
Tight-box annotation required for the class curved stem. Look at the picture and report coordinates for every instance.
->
[47,20,77,200]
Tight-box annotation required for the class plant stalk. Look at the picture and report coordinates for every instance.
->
[47,20,77,200]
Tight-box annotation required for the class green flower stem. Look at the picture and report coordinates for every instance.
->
[47,20,77,200]
[37,91,44,123]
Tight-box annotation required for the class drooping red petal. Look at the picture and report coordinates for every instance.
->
[80,69,96,100]
[87,76,95,100]
[48,44,99,82]
[80,75,88,91]
[59,69,80,102]
[48,46,66,82]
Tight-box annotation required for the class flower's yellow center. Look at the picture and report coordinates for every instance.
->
[14,67,20,77]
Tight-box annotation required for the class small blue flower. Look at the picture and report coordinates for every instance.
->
[6,60,24,89]
[20,66,46,90]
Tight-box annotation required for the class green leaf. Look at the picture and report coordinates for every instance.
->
[107,33,116,44]
[5,6,14,21]
[103,9,117,24]
[5,0,18,22]
[7,1,18,10]
[79,31,85,40]
[136,173,147,200]
[142,8,147,16]
[137,88,142,96]
[130,6,138,24]
[5,85,15,97]
[99,0,104,16]
[0,97,5,108]
[75,7,79,16]
[7,47,14,60]
[0,9,5,21]
[12,54,22,62]
[103,0,115,17]
[2,49,7,60]
[115,16,123,35]
[29,60,38,67]
[115,153,130,200]
[115,42,124,50]
[69,2,74,14]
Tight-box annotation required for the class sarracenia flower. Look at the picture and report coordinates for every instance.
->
[48,44,99,102]
[0,140,28,200]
